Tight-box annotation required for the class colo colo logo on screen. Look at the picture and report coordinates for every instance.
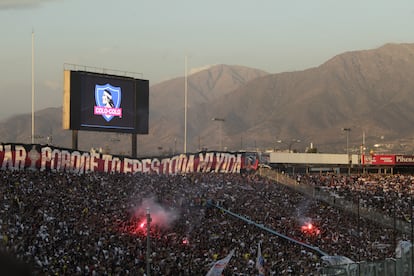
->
[94,84,123,122]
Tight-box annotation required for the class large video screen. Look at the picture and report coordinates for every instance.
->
[63,70,149,134]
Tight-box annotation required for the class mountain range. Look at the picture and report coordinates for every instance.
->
[2,43,414,157]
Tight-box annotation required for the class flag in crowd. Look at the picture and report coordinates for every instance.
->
[206,249,235,276]
[256,242,265,276]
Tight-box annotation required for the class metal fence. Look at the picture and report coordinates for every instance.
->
[319,255,413,276]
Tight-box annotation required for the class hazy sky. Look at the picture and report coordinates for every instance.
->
[1,0,413,121]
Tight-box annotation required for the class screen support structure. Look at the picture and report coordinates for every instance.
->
[72,130,137,157]
[131,134,137,158]
[72,130,78,150]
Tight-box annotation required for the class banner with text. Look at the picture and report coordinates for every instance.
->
[362,154,396,165]
[395,155,414,165]
[0,143,258,174]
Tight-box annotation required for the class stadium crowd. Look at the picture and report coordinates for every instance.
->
[0,168,411,275]
[297,173,414,223]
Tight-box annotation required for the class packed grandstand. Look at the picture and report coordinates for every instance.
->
[0,143,413,275]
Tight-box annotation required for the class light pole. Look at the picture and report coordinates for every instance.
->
[410,193,413,275]
[342,128,351,155]
[184,56,188,154]
[277,139,301,153]
[212,118,225,151]
[342,128,351,174]
[146,208,152,276]
[31,31,35,144]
